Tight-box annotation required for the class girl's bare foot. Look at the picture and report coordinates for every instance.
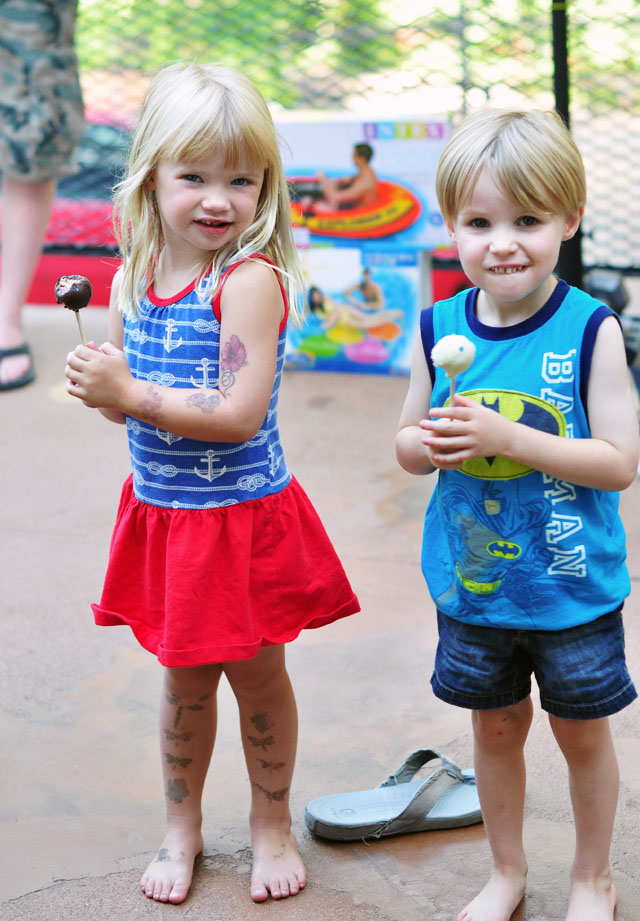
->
[139,824,204,903]
[457,867,527,921]
[250,818,306,903]
[565,875,616,921]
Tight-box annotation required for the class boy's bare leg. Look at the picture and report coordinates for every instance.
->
[225,645,306,903]
[549,715,618,921]
[140,663,222,903]
[458,697,533,921]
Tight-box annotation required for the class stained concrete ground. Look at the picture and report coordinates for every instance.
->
[2,300,640,921]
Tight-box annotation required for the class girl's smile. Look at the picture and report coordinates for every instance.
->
[148,151,264,268]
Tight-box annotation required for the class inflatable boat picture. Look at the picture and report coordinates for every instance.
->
[288,176,422,239]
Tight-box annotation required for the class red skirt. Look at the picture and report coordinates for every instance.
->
[92,474,360,666]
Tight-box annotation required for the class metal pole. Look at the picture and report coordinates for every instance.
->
[552,0,583,288]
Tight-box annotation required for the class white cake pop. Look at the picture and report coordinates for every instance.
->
[431,334,475,403]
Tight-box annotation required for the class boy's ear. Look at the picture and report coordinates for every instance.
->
[562,207,584,241]
[445,221,456,243]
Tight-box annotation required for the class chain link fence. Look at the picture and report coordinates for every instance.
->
[53,0,639,276]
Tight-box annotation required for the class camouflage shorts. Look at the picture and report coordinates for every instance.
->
[0,0,85,181]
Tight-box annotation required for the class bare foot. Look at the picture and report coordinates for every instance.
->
[565,876,617,921]
[457,867,527,921]
[250,819,306,903]
[139,824,204,903]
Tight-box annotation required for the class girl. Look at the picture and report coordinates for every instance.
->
[65,62,359,906]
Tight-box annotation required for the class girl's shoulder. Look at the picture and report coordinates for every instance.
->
[214,255,287,329]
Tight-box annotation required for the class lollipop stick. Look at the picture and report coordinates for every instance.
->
[449,376,456,406]
[75,310,86,346]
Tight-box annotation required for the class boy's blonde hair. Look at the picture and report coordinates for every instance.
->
[113,62,304,322]
[436,109,586,224]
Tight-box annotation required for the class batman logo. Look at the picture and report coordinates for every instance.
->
[486,540,522,559]
[452,389,567,481]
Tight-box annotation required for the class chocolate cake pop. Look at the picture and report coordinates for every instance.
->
[55,275,92,344]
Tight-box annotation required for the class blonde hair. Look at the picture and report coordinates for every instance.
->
[436,109,586,224]
[113,62,304,322]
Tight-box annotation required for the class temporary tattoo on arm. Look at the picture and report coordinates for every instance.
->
[164,752,193,770]
[256,758,285,773]
[219,334,248,395]
[250,711,274,734]
[139,384,164,424]
[252,782,289,804]
[167,778,190,803]
[248,734,275,751]
[186,391,221,413]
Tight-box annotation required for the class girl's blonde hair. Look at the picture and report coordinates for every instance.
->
[436,108,586,225]
[113,62,305,322]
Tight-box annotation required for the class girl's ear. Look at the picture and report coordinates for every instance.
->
[562,207,584,241]
[145,171,156,191]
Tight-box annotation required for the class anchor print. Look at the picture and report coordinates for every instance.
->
[194,449,227,482]
[156,428,182,445]
[163,318,183,353]
[191,357,216,389]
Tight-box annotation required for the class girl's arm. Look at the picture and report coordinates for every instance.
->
[421,316,639,491]
[65,259,283,443]
[97,267,127,424]
[395,335,438,475]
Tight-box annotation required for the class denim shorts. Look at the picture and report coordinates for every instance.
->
[431,608,637,720]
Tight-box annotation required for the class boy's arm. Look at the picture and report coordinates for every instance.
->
[396,335,437,475]
[422,316,639,491]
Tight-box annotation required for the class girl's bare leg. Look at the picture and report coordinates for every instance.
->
[458,697,533,921]
[549,715,618,921]
[224,645,305,903]
[140,663,222,903]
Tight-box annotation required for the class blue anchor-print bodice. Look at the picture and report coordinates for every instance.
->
[122,267,291,510]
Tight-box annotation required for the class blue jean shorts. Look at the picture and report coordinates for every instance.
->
[431,608,637,720]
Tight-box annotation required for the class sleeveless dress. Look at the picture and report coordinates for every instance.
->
[92,256,360,665]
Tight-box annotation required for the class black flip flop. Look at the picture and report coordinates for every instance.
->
[0,343,35,391]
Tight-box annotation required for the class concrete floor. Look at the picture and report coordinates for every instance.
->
[2,304,640,921]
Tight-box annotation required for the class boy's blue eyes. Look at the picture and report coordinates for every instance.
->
[467,215,539,228]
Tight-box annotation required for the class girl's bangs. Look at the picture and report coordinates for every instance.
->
[159,104,270,170]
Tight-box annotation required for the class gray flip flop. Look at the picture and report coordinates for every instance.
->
[305,748,482,841]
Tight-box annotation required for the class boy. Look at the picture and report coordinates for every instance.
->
[396,109,638,921]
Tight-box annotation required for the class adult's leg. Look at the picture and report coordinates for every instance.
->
[224,645,305,903]
[549,715,618,921]
[140,663,222,903]
[458,697,533,921]
[0,175,56,384]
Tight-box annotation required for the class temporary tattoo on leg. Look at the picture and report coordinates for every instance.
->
[248,734,275,751]
[167,778,190,804]
[219,334,248,395]
[186,391,221,414]
[164,753,193,770]
[256,758,285,773]
[253,782,289,804]
[139,384,164,425]
[250,711,274,734]
[155,848,171,863]
[164,729,195,742]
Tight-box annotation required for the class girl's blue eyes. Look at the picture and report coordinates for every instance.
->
[181,174,251,186]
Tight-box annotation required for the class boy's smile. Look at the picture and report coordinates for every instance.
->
[448,169,581,323]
